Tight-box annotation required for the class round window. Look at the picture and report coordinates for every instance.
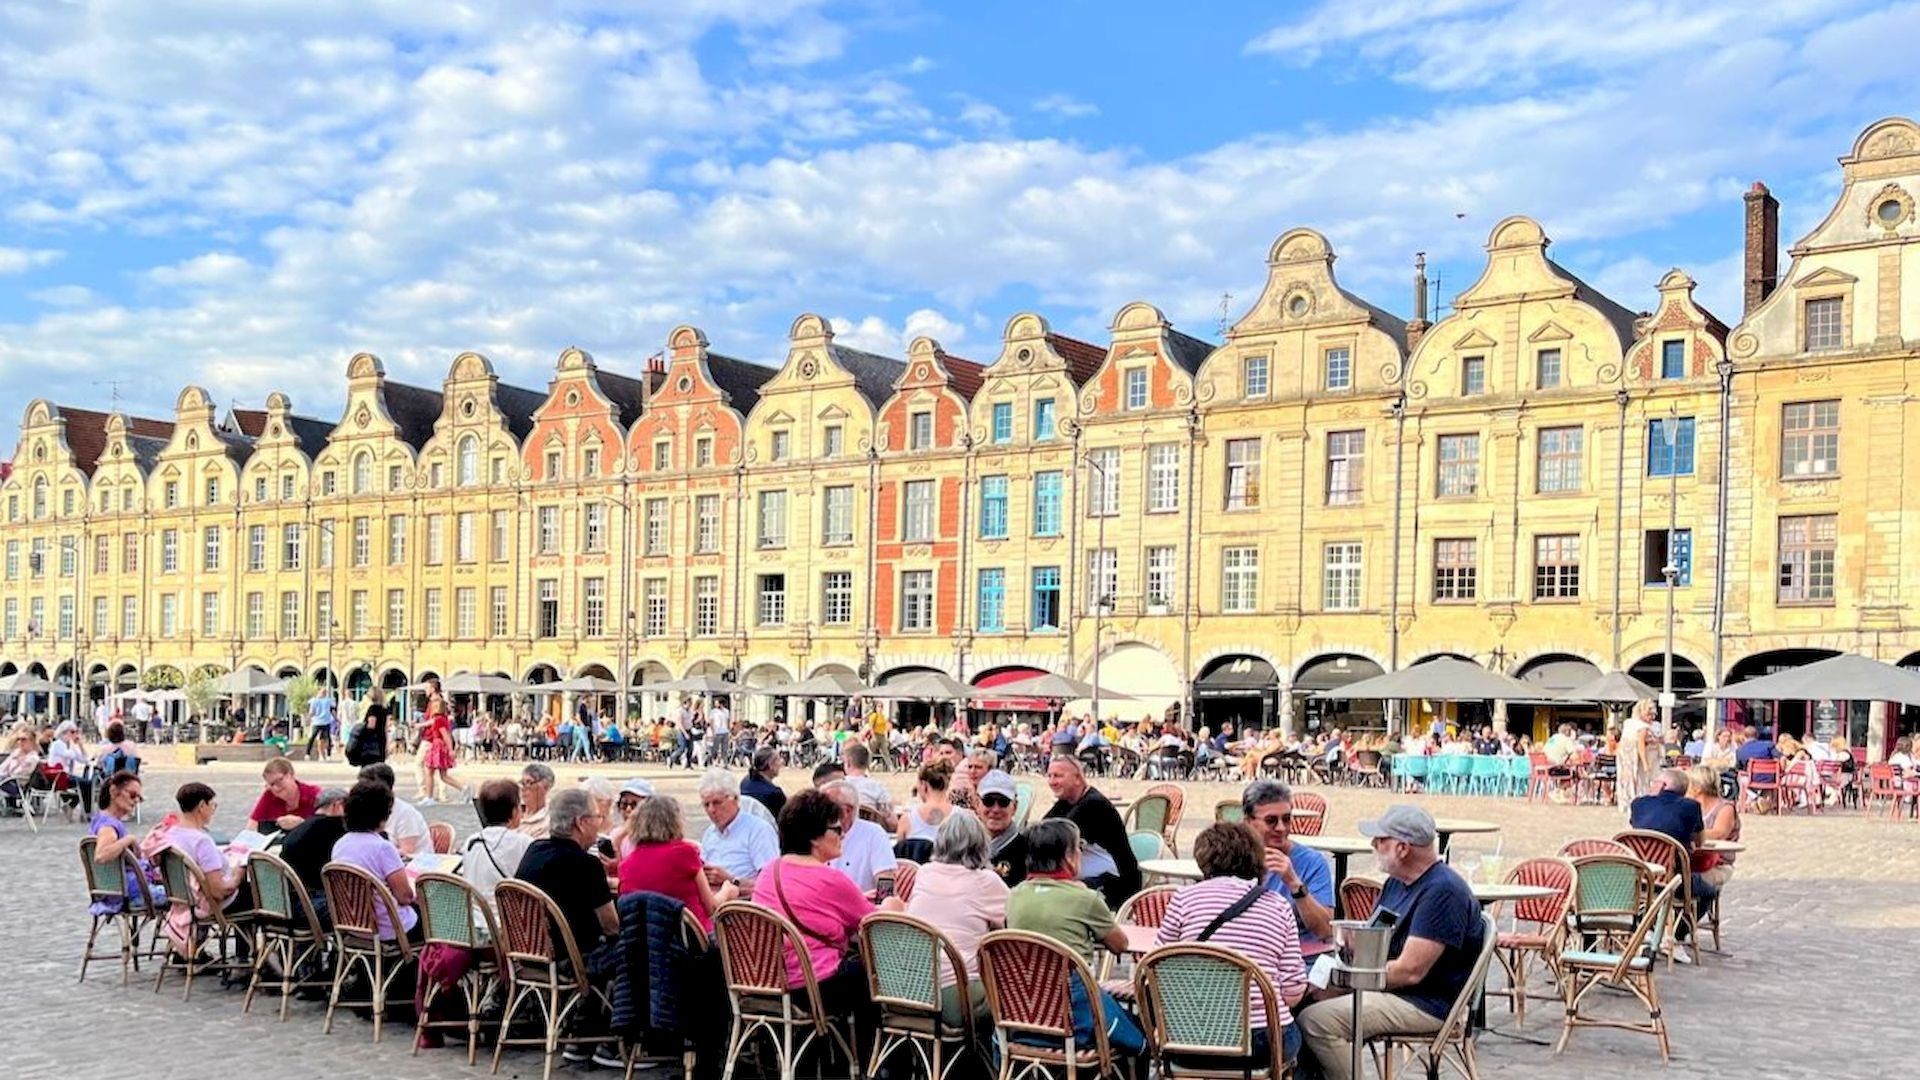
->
[565,390,580,407]
[1017,347,1032,362]
[1288,295,1310,317]
[461,399,476,418]
[1877,198,1906,225]
[677,375,693,393]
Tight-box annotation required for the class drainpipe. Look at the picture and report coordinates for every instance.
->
[863,445,878,683]
[731,460,744,678]
[1387,393,1406,736]
[1710,359,1734,743]
[1183,404,1199,731]
[1066,425,1081,678]
[956,432,973,681]
[1611,388,1629,669]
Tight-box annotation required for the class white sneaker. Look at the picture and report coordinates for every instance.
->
[1672,945,1694,965]
[592,1048,627,1069]
[415,795,437,806]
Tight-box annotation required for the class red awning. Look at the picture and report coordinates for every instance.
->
[972,668,1053,712]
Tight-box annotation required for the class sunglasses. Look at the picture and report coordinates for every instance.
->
[980,795,1013,808]
[1257,814,1289,828]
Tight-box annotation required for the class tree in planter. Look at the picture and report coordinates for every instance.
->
[184,669,222,734]
[284,674,319,742]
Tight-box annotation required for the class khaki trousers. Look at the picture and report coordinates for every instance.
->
[1299,992,1444,1080]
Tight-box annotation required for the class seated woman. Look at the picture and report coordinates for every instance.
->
[1004,819,1145,1058]
[90,771,163,910]
[329,779,419,941]
[618,794,735,930]
[47,722,95,816]
[903,809,1007,1027]
[167,782,252,913]
[754,789,893,1016]
[0,728,42,808]
[1686,763,1739,942]
[896,760,954,849]
[1155,823,1308,1065]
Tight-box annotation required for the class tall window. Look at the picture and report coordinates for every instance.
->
[423,589,442,637]
[1536,426,1583,493]
[976,569,1005,632]
[1644,528,1693,586]
[990,403,1013,444]
[770,430,791,462]
[1660,339,1686,379]
[978,476,1009,539]
[908,411,933,450]
[695,494,720,553]
[1145,546,1176,609]
[1323,542,1363,611]
[582,446,599,477]
[159,595,177,638]
[1033,398,1056,441]
[59,537,76,577]
[386,590,406,638]
[205,477,221,505]
[163,480,179,509]
[695,576,720,636]
[582,503,606,553]
[425,515,445,564]
[280,591,300,638]
[244,592,265,637]
[57,595,74,639]
[821,571,853,625]
[1221,547,1260,613]
[1032,472,1063,536]
[1326,430,1364,505]
[160,529,178,574]
[281,523,303,570]
[1460,355,1486,396]
[456,511,477,562]
[536,506,559,553]
[1533,535,1581,599]
[92,596,108,638]
[1224,438,1261,510]
[1086,549,1116,613]
[582,578,606,637]
[695,436,713,468]
[1324,347,1351,392]
[384,466,400,493]
[4,598,16,638]
[1647,418,1695,477]
[758,574,787,625]
[203,526,221,572]
[1535,348,1562,390]
[352,517,371,566]
[822,486,855,545]
[490,587,509,636]
[124,533,139,574]
[351,590,369,637]
[902,480,936,541]
[490,510,509,562]
[455,587,477,638]
[1803,297,1843,350]
[1433,539,1478,601]
[652,440,670,472]
[1243,355,1270,398]
[536,579,558,638]
[1086,449,1120,517]
[1031,567,1061,630]
[1437,434,1480,496]
[644,578,668,636]
[1777,514,1837,604]
[200,593,219,637]
[121,597,137,638]
[1124,368,1149,410]
[900,570,934,631]
[822,426,843,459]
[1781,400,1839,477]
[1147,443,1179,512]
[457,436,479,486]
[758,490,788,548]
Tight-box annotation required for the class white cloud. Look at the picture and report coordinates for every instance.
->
[28,284,96,307]
[1033,93,1098,119]
[145,252,254,288]
[0,246,61,274]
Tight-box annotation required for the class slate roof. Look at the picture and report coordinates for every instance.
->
[1162,328,1216,375]
[53,407,174,476]
[229,408,336,460]
[1047,333,1109,385]
[126,434,170,475]
[493,382,547,442]
[828,345,909,410]
[596,370,649,430]
[1549,259,1641,350]
[378,382,445,451]
[212,427,256,466]
[705,353,780,418]
[1337,287,1411,350]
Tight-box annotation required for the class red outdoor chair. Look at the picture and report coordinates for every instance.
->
[1339,877,1383,922]
[1743,760,1782,814]
[1289,791,1327,837]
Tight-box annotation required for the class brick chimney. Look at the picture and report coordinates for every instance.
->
[1404,252,1430,355]
[1743,181,1779,316]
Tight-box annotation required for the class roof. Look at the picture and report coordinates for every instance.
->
[126,434,169,475]
[1047,333,1108,385]
[1162,328,1216,375]
[53,407,174,476]
[943,355,985,400]
[378,382,444,451]
[212,427,256,466]
[705,353,779,418]
[596,370,648,429]
[1337,287,1411,350]
[1550,259,1640,350]
[493,382,547,442]
[228,407,335,460]
[828,344,909,410]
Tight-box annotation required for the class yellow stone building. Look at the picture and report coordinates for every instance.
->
[4,117,1918,756]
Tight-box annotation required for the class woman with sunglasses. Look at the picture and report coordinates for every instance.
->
[90,770,162,909]
[755,789,900,1018]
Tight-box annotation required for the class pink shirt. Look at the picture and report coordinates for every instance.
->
[905,862,1010,987]
[754,857,873,987]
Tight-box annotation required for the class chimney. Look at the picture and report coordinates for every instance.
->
[645,352,666,376]
[1743,181,1779,316]
[1405,252,1430,354]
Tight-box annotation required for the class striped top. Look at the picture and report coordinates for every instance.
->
[1154,875,1308,1029]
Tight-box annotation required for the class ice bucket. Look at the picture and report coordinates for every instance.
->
[1332,920,1394,972]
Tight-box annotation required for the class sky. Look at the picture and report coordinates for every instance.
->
[0,0,1915,428]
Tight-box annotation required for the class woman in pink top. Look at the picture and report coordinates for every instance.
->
[617,795,735,930]
[754,789,898,1017]
[904,809,1007,1026]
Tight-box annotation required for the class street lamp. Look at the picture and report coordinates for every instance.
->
[1082,451,1112,725]
[1660,408,1680,736]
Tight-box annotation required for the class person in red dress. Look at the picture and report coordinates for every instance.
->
[416,680,468,805]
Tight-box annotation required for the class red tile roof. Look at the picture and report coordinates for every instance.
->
[228,408,269,438]
[55,407,174,476]
[943,355,985,400]
[1047,333,1109,386]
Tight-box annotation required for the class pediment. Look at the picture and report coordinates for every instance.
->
[763,409,797,426]
[1452,328,1498,351]
[818,404,851,421]
[1793,266,1858,289]
[1527,321,1574,344]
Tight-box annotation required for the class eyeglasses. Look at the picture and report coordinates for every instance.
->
[980,794,1013,808]
[826,824,844,835]
[1257,814,1289,828]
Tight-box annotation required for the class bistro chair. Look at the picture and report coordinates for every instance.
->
[1123,794,1174,853]
[491,879,618,1080]
[154,846,253,1001]
[76,834,164,985]
[978,929,1131,1080]
[1491,857,1575,1025]
[1613,830,1695,965]
[711,900,861,1080]
[1129,831,1168,864]
[1213,800,1245,825]
[1349,749,1388,788]
[1565,854,1652,953]
[1141,783,1189,855]
[1742,760,1782,813]
[1556,837,1631,860]
[1556,879,1682,1062]
[1339,876,1383,923]
[1134,943,1287,1080]
[429,821,457,854]
[244,849,333,1021]
[861,912,986,1080]
[1117,885,1179,932]
[1373,912,1498,1080]
[1396,753,1429,793]
[1014,782,1037,831]
[413,872,505,1065]
[321,861,416,1044]
[1289,791,1328,837]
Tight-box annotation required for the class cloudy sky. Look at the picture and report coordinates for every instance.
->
[0,0,1914,427]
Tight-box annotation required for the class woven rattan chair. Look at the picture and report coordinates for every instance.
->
[1134,943,1286,1080]
[1613,829,1696,966]
[1123,794,1173,850]
[892,860,920,903]
[1213,800,1244,825]
[491,879,618,1080]
[1492,857,1575,1025]
[861,912,984,1080]
[711,900,861,1080]
[1116,884,1179,931]
[77,835,163,985]
[153,846,252,1001]
[1288,792,1327,837]
[1556,837,1631,860]
[1142,783,1186,854]
[978,929,1130,1080]
[1338,876,1383,922]
[244,850,332,1020]
[1565,854,1652,954]
[413,872,505,1065]
[1014,782,1036,830]
[1556,879,1681,1061]
[320,860,416,1043]
[1375,912,1499,1080]
[429,821,456,855]
[1129,831,1168,864]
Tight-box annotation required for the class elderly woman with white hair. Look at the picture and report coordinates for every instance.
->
[697,768,778,889]
[905,809,1008,1026]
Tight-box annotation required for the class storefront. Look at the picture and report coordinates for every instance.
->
[1513,655,1605,741]
[1194,654,1278,731]
[1293,654,1385,734]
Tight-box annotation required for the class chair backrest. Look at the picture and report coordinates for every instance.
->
[1747,759,1780,784]
[1214,799,1245,824]
[1116,884,1179,929]
[1135,944,1277,1071]
[417,871,499,954]
[1470,755,1503,780]
[1442,755,1473,778]
[78,835,145,906]
[1400,755,1429,778]
[1142,782,1186,834]
[860,911,972,1034]
[1502,856,1575,929]
[1129,830,1167,863]
[979,930,1111,1069]
[1124,793,1172,839]
[429,821,456,855]
[157,846,204,915]
[712,901,832,1029]
[1607,878,1682,977]
[1013,782,1035,829]
[1568,854,1651,924]
[1289,791,1327,836]
[1557,837,1632,859]
[248,850,325,939]
[321,860,412,956]
[494,878,585,975]
[1423,912,1500,1056]
[1339,876,1383,922]
[892,859,919,903]
[1613,829,1686,883]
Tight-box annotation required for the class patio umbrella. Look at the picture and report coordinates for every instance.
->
[400,674,524,695]
[210,667,277,695]
[863,671,983,701]
[1695,653,1920,708]
[110,688,151,702]
[645,673,742,696]
[531,675,621,694]
[752,670,869,697]
[1313,657,1546,701]
[983,671,1134,702]
[0,672,58,695]
[1560,670,1659,704]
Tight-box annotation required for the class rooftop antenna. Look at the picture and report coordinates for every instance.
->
[93,379,128,414]
[1216,291,1233,338]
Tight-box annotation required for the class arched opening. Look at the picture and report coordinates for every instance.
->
[380,667,409,692]
[1194,654,1278,731]
[1628,651,1712,741]
[1403,654,1493,732]
[1722,648,1846,744]
[309,665,335,693]
[878,664,949,730]
[1512,654,1605,740]
[142,664,183,690]
[972,665,1053,725]
[86,663,109,707]
[632,660,674,725]
[113,664,138,692]
[1087,643,1185,728]
[684,659,727,679]
[1895,652,1920,755]
[344,665,374,701]
[0,661,17,677]
[741,662,792,727]
[524,663,561,722]
[1294,653,1386,735]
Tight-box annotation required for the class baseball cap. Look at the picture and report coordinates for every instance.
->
[618,778,655,799]
[1357,804,1437,847]
[316,787,350,810]
[978,769,1017,801]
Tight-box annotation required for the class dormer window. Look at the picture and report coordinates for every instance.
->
[1461,355,1487,396]
[1535,348,1562,390]
[1323,348,1351,392]
[545,449,562,480]
[909,411,933,450]
[653,439,671,471]
[583,447,600,477]
[1124,368,1149,410]
[1660,340,1686,380]
[822,426,843,459]
[1803,297,1843,350]
[457,436,479,486]
[1243,356,1270,399]
[695,436,713,468]
[163,481,179,509]
[770,430,791,462]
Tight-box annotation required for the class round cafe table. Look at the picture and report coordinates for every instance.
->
[1698,839,1745,854]
[1431,818,1501,860]
[1295,834,1372,912]
[1138,857,1202,882]
[1470,882,1555,906]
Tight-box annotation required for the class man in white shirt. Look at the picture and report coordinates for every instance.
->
[709,700,734,766]
[93,700,113,739]
[842,741,894,817]
[360,762,429,856]
[337,692,359,739]
[463,779,532,901]
[823,780,896,892]
[131,699,154,741]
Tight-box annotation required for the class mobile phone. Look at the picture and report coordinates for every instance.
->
[874,875,897,902]
[1368,906,1401,930]
[595,837,616,860]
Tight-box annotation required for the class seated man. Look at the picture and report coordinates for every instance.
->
[1241,779,1335,944]
[276,787,350,916]
[1299,806,1483,1080]
[821,780,896,893]
[463,778,532,902]
[1040,755,1140,908]
[1630,765,1712,961]
[515,787,621,1067]
[246,757,321,834]
[697,769,778,890]
[359,762,428,857]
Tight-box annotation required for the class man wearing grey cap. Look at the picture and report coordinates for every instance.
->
[1298,805,1484,1080]
[277,787,351,913]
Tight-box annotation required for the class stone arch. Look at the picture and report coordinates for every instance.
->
[742,661,794,726]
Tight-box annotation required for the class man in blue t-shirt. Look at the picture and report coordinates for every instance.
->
[1299,805,1485,1080]
[1241,779,1334,943]
[1629,767,1704,851]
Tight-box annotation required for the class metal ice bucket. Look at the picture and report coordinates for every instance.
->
[1333,920,1394,972]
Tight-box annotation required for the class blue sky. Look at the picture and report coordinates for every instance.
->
[0,0,1915,427]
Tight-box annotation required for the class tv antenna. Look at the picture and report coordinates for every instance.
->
[93,379,129,414]
[1216,291,1233,338]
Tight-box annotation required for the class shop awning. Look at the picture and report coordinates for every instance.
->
[1194,657,1279,699]
[972,668,1052,712]
[1697,653,1920,708]
[1293,656,1386,693]
[1314,658,1543,702]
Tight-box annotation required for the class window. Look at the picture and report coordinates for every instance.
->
[582,503,606,553]
[695,437,713,468]
[159,594,177,638]
[903,480,935,542]
[456,511,477,562]
[425,515,445,564]
[202,526,221,572]
[316,522,336,570]
[253,476,267,503]
[1433,539,1478,601]
[991,403,1013,444]
[1536,426,1583,493]
[545,449,562,480]
[386,466,401,492]
[758,490,788,548]
[909,411,933,450]
[92,596,108,638]
[424,588,443,638]
[1647,418,1695,477]
[351,590,369,637]
[822,426,843,459]
[536,579,558,638]
[1533,535,1581,599]
[352,517,371,566]
[1243,356,1270,398]
[1225,438,1261,510]
[386,590,406,638]
[281,523,303,570]
[1086,549,1116,612]
[1221,547,1260,613]
[246,593,265,638]
[121,597,137,639]
[1660,339,1686,379]
[59,539,76,577]
[160,529,178,574]
[1031,567,1061,630]
[59,595,75,639]
[387,515,406,565]
[900,570,934,631]
[1326,430,1365,505]
[1437,434,1480,496]
[1324,347,1351,392]
[582,447,600,478]
[123,533,138,574]
[205,477,221,505]
[1778,514,1837,604]
[1145,546,1176,609]
[29,596,43,636]
[644,578,668,636]
[582,578,606,636]
[490,586,509,636]
[1033,472,1063,536]
[695,576,720,636]
[1124,368,1149,410]
[30,537,44,578]
[1803,297,1843,350]
[1536,348,1562,390]
[2,599,14,639]
[490,510,509,561]
[821,571,853,626]
[3,540,15,580]
[455,587,476,638]
[1781,400,1839,477]
[695,494,721,553]
[1033,398,1057,441]
[1146,443,1180,512]
[315,591,332,637]
[1086,449,1120,517]
[458,436,481,486]
[1644,528,1693,586]
[978,476,1009,539]
[537,506,559,553]
[282,474,297,501]
[163,481,179,509]
[976,568,1007,632]
[320,470,337,496]
[645,498,669,555]
[822,486,855,545]
[653,440,671,472]
[758,574,787,625]
[770,430,791,462]
[1323,542,1363,611]
[1461,355,1486,395]
[280,591,300,638]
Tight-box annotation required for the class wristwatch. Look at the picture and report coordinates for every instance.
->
[1290,883,1307,900]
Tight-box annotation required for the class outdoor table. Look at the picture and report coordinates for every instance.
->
[1295,834,1371,908]
[1138,857,1202,882]
[1698,839,1745,854]
[1470,882,1555,906]
[1431,818,1500,859]
[1288,807,1323,821]
[1119,924,1159,955]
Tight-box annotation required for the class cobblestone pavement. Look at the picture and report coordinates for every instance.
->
[6,754,1917,1079]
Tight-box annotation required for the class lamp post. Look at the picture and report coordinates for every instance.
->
[73,628,88,725]
[1660,408,1680,736]
[1083,451,1111,725]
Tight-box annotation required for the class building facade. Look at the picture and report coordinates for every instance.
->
[5,118,1920,754]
